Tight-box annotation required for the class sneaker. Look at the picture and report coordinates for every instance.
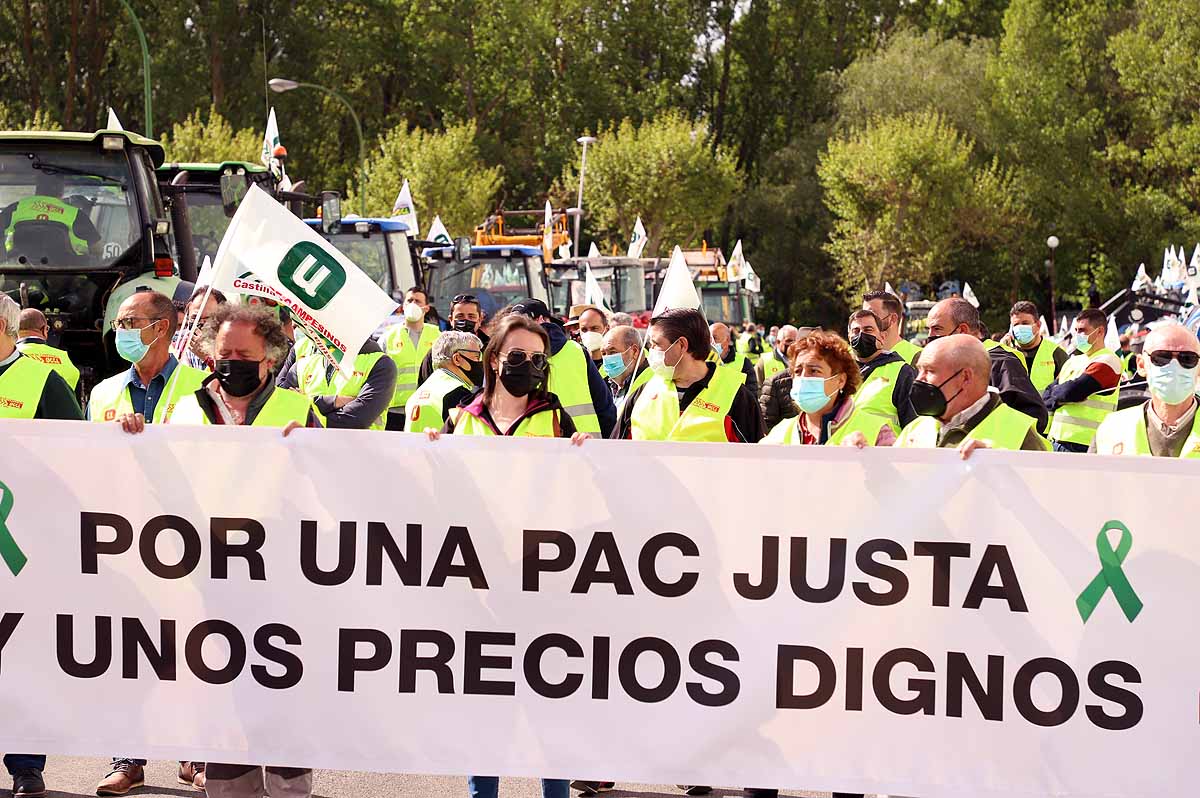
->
[178,762,206,791]
[678,787,712,796]
[571,781,616,795]
[96,762,145,796]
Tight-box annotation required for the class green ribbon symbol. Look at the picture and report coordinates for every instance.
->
[0,480,26,577]
[1076,520,1143,623]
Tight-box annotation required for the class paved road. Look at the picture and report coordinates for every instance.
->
[22,759,830,798]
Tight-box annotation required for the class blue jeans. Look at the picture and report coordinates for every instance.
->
[469,776,569,798]
[4,754,46,774]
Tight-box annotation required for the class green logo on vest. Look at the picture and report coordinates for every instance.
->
[1076,520,1142,623]
[278,242,346,310]
[0,480,27,576]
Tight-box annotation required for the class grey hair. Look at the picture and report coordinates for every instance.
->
[199,304,291,363]
[0,294,18,339]
[432,330,482,367]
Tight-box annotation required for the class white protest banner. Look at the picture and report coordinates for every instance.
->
[542,200,554,259]
[628,216,648,259]
[427,215,452,245]
[261,107,281,167]
[652,246,701,316]
[727,239,748,282]
[584,261,612,313]
[210,184,398,375]
[391,179,420,237]
[106,108,123,131]
[0,421,1195,798]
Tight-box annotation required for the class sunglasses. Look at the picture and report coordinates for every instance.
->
[500,349,548,370]
[452,294,478,304]
[1148,350,1200,369]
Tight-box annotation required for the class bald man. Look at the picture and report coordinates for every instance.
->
[756,324,797,385]
[1092,323,1200,456]
[710,321,759,398]
[600,324,646,404]
[896,335,1050,456]
[926,297,1048,431]
[16,307,79,390]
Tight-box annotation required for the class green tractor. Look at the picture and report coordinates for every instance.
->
[0,128,192,393]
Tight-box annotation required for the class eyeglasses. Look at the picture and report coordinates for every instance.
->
[111,316,164,331]
[454,349,482,361]
[500,349,548,370]
[1148,350,1200,369]
[452,294,478,304]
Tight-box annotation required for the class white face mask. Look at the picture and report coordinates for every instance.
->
[647,340,680,381]
[404,302,425,323]
[580,331,604,353]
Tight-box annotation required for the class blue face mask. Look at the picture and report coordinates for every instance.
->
[1011,324,1036,346]
[790,375,837,414]
[1148,359,1198,405]
[601,352,628,380]
[1073,332,1093,354]
[115,323,160,364]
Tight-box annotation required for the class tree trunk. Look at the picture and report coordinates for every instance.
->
[63,0,81,128]
[711,0,734,150]
[19,0,39,113]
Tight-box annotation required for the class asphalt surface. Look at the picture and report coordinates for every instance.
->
[19,759,830,798]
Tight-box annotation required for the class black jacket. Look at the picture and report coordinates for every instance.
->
[859,351,917,429]
[759,370,796,433]
[989,347,1049,432]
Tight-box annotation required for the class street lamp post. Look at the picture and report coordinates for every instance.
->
[117,0,152,137]
[269,78,366,217]
[1047,235,1060,333]
[574,135,597,257]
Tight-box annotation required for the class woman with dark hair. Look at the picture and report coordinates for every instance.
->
[611,307,764,442]
[760,331,895,447]
[429,314,587,442]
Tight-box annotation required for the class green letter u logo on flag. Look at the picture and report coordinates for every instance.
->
[0,480,27,577]
[1076,520,1143,623]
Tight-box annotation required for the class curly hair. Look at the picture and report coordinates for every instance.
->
[788,331,863,395]
[199,303,292,364]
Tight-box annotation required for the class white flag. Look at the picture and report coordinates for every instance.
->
[426,215,452,246]
[391,180,419,237]
[963,282,980,308]
[1132,263,1152,291]
[627,217,648,259]
[195,255,214,287]
[652,246,701,317]
[261,108,281,167]
[1187,284,1199,307]
[106,108,123,131]
[587,242,601,259]
[884,281,897,298]
[727,239,748,282]
[745,263,761,293]
[541,201,554,259]
[557,241,572,261]
[584,262,612,314]
[210,185,399,376]
[1039,315,1050,338]
[1189,245,1200,278]
[1060,316,1071,340]
[1104,314,1121,352]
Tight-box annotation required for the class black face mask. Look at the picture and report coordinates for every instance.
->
[909,369,964,418]
[498,360,546,397]
[214,359,264,397]
[452,318,478,334]
[851,332,879,359]
[459,353,485,387]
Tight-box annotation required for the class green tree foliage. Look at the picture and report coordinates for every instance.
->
[819,111,1028,299]
[157,107,260,163]
[560,114,742,257]
[348,122,502,237]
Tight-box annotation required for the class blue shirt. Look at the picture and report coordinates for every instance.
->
[86,356,179,421]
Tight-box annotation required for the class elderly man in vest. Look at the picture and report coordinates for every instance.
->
[710,321,758,397]
[507,298,615,437]
[88,289,208,429]
[14,307,79,392]
[896,335,1049,457]
[1092,323,1200,456]
[405,330,483,432]
[0,294,80,798]
[755,324,797,386]
[848,309,916,432]
[1044,308,1122,453]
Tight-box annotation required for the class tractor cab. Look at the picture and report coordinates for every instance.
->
[0,128,187,389]
[423,243,549,322]
[304,216,420,304]
[157,160,276,275]
[547,256,651,319]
